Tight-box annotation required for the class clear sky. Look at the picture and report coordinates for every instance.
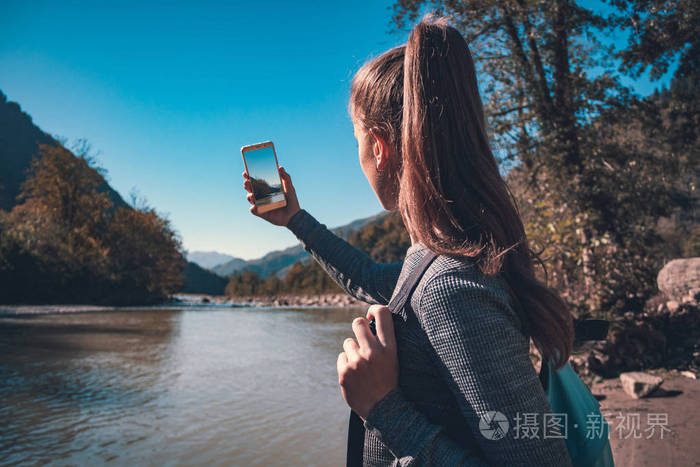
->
[0,1,673,260]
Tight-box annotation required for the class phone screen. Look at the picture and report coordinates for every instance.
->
[244,145,285,207]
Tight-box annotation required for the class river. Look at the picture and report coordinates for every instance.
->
[0,306,361,466]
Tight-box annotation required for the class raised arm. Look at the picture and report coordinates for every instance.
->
[362,268,573,466]
[286,209,402,305]
[243,167,402,305]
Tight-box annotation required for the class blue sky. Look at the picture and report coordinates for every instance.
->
[0,1,673,260]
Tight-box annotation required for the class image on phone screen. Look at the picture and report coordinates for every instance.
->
[242,144,286,210]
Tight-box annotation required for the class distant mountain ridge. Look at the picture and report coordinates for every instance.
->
[186,251,239,269]
[211,211,388,278]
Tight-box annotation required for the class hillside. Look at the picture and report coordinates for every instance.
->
[224,211,411,296]
[181,262,228,295]
[0,90,228,298]
[212,211,389,278]
[213,243,307,278]
[0,91,126,211]
[0,91,191,304]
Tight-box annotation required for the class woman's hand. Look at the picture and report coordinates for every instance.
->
[243,166,301,226]
[337,305,399,421]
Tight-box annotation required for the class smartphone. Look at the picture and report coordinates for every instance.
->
[241,141,287,213]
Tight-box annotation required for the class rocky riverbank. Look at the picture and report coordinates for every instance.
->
[173,293,365,308]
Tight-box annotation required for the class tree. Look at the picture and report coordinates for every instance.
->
[226,269,265,296]
[348,212,411,263]
[0,142,186,305]
[607,0,699,80]
[106,203,185,304]
[392,1,693,316]
[10,143,113,286]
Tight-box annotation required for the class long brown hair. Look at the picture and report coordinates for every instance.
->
[350,15,574,368]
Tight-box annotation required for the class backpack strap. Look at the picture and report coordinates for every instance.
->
[346,409,365,467]
[346,250,438,467]
[387,251,439,316]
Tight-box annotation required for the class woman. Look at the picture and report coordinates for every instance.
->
[243,15,574,466]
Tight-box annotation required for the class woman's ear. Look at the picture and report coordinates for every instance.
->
[370,131,391,171]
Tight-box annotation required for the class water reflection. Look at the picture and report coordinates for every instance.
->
[0,307,360,466]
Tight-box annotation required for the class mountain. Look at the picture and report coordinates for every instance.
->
[0,90,126,211]
[214,243,307,278]
[211,211,389,278]
[223,210,411,296]
[182,261,227,295]
[0,91,186,304]
[187,251,240,269]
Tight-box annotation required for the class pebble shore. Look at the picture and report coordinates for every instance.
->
[174,293,366,308]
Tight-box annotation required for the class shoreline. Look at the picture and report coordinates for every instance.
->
[0,293,367,315]
[174,293,366,308]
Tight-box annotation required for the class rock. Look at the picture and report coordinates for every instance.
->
[658,258,700,302]
[666,300,680,312]
[587,349,610,373]
[620,372,664,399]
[680,370,697,380]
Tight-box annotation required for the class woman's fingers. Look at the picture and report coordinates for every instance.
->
[343,337,360,362]
[279,167,289,192]
[279,167,295,195]
[352,317,376,351]
[366,305,396,350]
[243,180,252,192]
[337,351,348,373]
[246,193,254,205]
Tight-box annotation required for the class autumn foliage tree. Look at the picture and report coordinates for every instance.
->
[106,203,185,304]
[0,142,185,304]
[391,0,697,318]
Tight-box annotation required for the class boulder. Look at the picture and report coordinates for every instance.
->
[657,258,700,303]
[619,372,664,399]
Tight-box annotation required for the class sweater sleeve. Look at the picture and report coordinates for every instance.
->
[285,209,402,305]
[363,268,573,466]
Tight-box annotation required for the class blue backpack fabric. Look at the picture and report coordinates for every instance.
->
[539,320,615,467]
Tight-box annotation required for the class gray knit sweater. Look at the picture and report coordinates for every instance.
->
[287,210,573,466]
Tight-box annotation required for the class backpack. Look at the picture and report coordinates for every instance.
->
[347,251,615,466]
[538,320,615,466]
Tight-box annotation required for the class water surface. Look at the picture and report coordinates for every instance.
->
[0,307,360,466]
